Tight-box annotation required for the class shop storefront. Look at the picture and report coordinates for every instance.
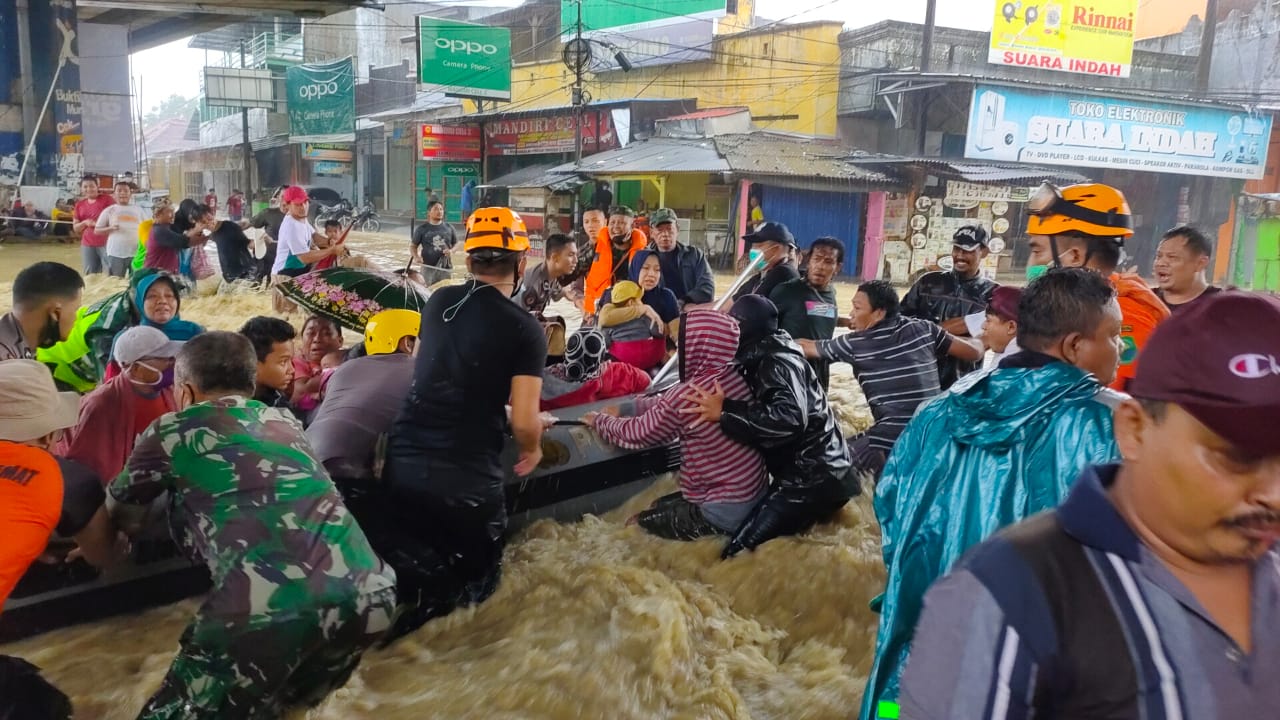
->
[415,124,481,223]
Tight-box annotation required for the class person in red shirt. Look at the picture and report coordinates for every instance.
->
[204,188,219,215]
[59,326,182,483]
[226,189,244,222]
[73,176,115,275]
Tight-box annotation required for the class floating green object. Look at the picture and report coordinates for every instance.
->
[877,701,901,719]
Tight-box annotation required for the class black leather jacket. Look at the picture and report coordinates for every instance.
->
[720,331,851,488]
[900,270,997,388]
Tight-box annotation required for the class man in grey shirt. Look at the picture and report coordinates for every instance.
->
[898,291,1280,720]
[306,310,418,482]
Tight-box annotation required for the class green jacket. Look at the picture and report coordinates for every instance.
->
[862,358,1122,719]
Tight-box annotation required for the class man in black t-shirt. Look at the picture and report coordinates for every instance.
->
[410,200,459,285]
[242,187,288,281]
[209,219,257,282]
[383,207,547,642]
[733,222,800,302]
[769,236,846,388]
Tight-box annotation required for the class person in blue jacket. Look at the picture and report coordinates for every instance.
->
[863,268,1126,720]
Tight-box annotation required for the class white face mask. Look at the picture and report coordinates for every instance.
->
[127,361,167,389]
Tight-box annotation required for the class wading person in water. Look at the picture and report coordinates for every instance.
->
[900,291,1280,719]
[382,207,547,641]
[106,332,396,719]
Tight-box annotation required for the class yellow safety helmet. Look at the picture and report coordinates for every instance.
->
[1026,182,1134,238]
[363,309,421,356]
[464,207,530,255]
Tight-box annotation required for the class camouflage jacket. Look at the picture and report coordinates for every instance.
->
[109,396,396,622]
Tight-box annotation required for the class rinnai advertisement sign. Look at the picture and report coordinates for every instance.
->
[965,84,1272,179]
[484,112,620,156]
[286,58,356,143]
[421,124,482,161]
[989,0,1138,78]
[417,17,511,101]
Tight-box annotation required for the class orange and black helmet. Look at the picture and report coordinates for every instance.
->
[463,207,530,256]
[1026,182,1134,239]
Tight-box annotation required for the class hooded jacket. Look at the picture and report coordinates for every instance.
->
[899,269,997,389]
[862,357,1122,719]
[593,310,766,505]
[1110,272,1170,392]
[720,330,851,489]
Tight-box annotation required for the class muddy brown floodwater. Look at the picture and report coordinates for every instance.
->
[1,237,884,720]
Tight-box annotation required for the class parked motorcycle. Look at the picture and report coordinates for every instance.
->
[315,199,353,225]
[351,203,381,233]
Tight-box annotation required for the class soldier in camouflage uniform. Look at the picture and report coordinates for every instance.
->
[106,331,397,720]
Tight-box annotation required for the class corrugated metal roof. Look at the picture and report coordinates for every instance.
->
[714,133,898,186]
[662,107,749,121]
[859,157,1088,184]
[479,163,585,192]
[555,138,730,174]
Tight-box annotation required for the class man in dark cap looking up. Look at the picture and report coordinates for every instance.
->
[899,290,1280,719]
[900,224,998,388]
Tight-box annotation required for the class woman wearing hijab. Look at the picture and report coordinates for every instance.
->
[100,271,204,382]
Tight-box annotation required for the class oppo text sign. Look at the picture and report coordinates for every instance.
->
[417,17,511,101]
[286,58,355,143]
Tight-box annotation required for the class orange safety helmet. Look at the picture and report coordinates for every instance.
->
[463,207,530,255]
[1026,182,1135,239]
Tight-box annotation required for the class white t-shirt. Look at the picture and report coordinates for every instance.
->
[96,204,144,259]
[273,214,315,275]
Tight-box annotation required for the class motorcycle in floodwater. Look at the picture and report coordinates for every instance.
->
[351,203,381,233]
[315,199,354,226]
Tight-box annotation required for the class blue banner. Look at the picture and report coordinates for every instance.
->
[965,84,1271,179]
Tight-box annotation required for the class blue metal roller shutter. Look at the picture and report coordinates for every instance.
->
[757,185,863,277]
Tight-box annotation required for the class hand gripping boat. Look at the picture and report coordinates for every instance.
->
[0,258,764,643]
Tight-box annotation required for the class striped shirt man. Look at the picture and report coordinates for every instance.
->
[899,464,1280,719]
[814,315,951,452]
[593,312,766,511]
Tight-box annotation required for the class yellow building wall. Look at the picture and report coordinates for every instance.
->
[489,20,843,137]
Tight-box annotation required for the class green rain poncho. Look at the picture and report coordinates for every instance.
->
[862,357,1122,720]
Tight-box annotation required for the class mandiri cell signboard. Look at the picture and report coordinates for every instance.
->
[989,0,1138,78]
[965,84,1272,180]
[484,112,619,157]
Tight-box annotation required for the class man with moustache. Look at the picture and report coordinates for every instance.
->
[899,291,1280,719]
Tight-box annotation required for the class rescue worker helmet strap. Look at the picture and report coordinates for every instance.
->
[364,309,421,356]
[1026,182,1134,238]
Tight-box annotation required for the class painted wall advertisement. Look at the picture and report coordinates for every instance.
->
[420,124,482,161]
[989,0,1138,78]
[79,23,134,174]
[417,17,511,101]
[966,84,1272,179]
[286,57,356,144]
[484,112,619,156]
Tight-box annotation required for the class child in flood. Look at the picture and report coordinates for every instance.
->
[597,280,669,371]
[583,310,766,540]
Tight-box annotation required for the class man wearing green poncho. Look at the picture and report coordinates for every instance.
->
[863,268,1126,720]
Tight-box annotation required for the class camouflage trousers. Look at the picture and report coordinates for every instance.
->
[136,587,396,720]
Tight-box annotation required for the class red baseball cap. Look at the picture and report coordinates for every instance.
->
[1129,291,1280,457]
[987,286,1022,322]
[280,186,308,205]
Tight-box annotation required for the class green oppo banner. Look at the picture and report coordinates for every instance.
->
[417,17,511,101]
[286,57,356,144]
[561,0,726,35]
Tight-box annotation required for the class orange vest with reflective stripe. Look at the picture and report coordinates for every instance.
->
[584,228,648,315]
[1110,272,1170,392]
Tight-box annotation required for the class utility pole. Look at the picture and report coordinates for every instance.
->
[240,40,253,212]
[916,0,936,154]
[1196,0,1219,94]
[572,0,584,168]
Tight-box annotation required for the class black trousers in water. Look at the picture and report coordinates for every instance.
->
[341,452,507,642]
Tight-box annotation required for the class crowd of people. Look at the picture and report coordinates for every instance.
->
[0,178,1276,719]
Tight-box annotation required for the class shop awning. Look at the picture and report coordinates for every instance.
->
[714,132,900,191]
[479,164,585,193]
[555,137,730,174]
[856,156,1089,185]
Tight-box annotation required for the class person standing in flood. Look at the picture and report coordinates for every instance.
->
[107,332,396,719]
[410,200,459,286]
[383,207,547,641]
[73,176,114,275]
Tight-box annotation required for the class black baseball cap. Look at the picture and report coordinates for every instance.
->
[743,222,796,248]
[952,225,989,251]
